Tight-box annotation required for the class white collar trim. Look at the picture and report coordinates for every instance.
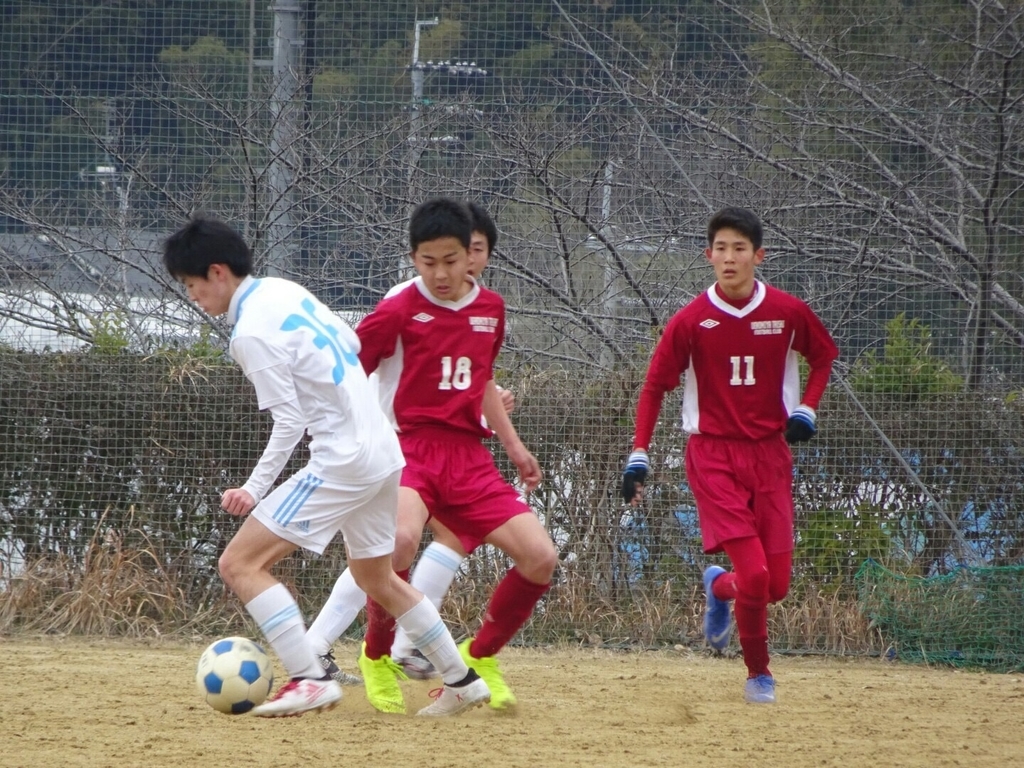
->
[227,275,258,325]
[706,280,765,318]
[413,275,480,310]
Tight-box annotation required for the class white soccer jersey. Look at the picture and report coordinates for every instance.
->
[226,276,404,501]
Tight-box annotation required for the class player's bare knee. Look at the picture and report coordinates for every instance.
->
[517,540,557,583]
[217,550,243,592]
[392,527,420,570]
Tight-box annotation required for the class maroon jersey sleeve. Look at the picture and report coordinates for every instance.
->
[355,296,404,375]
[633,309,692,451]
[790,302,838,410]
[491,303,505,378]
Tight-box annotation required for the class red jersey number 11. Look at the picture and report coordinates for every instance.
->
[729,355,756,386]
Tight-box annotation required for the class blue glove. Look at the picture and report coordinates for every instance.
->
[621,449,650,503]
[784,405,817,443]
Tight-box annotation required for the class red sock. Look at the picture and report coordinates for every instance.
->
[720,537,775,678]
[735,600,770,677]
[470,568,549,658]
[364,568,409,659]
[712,572,737,601]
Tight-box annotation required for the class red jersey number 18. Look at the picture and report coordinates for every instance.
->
[439,356,472,390]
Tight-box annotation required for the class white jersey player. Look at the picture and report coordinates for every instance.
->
[162,216,489,718]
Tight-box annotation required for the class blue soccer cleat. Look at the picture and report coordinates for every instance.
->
[744,674,776,704]
[702,565,733,651]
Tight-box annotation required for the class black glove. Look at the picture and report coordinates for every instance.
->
[784,405,817,444]
[621,449,650,503]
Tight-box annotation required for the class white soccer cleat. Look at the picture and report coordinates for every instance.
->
[415,677,491,717]
[251,677,342,717]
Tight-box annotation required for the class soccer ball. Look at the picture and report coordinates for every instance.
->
[195,636,274,714]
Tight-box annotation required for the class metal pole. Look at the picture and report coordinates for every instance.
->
[268,0,303,277]
[407,17,439,193]
[247,0,256,106]
[601,159,617,368]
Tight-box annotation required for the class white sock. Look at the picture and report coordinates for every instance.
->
[396,597,468,686]
[246,583,322,680]
[306,567,366,656]
[392,542,463,658]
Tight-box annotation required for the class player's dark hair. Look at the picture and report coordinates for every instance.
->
[707,207,763,251]
[162,216,253,278]
[409,197,473,251]
[467,201,498,254]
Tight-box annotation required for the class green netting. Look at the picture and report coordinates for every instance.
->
[856,559,1024,672]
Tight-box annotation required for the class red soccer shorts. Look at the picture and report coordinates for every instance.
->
[684,432,794,555]
[399,427,531,553]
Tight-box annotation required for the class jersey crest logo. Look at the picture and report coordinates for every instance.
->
[470,316,498,333]
[413,312,434,323]
[280,297,360,384]
[751,319,785,336]
[699,319,720,329]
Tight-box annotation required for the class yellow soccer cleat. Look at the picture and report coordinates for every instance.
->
[357,642,408,714]
[458,637,517,711]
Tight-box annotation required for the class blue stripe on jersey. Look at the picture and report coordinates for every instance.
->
[259,602,301,634]
[273,474,323,527]
[423,545,463,571]
[231,278,262,338]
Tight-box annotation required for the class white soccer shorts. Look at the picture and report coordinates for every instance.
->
[252,468,400,558]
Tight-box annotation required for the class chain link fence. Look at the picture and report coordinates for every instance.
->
[2,1,1024,660]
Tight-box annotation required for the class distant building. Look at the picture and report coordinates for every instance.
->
[0,228,201,351]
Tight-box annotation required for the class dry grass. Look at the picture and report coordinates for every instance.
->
[0,525,245,638]
[437,560,879,654]
[2,536,880,655]
[771,586,884,655]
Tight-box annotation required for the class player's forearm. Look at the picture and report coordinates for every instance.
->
[800,362,834,410]
[240,402,306,502]
[482,380,529,459]
[632,382,667,451]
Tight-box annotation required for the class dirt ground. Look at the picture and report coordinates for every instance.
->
[2,636,1022,768]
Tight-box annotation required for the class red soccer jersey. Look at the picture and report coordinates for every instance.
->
[634,281,838,446]
[356,277,504,439]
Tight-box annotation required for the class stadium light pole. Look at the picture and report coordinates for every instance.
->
[403,18,487,192]
[78,100,135,296]
[407,17,440,191]
[600,158,616,368]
